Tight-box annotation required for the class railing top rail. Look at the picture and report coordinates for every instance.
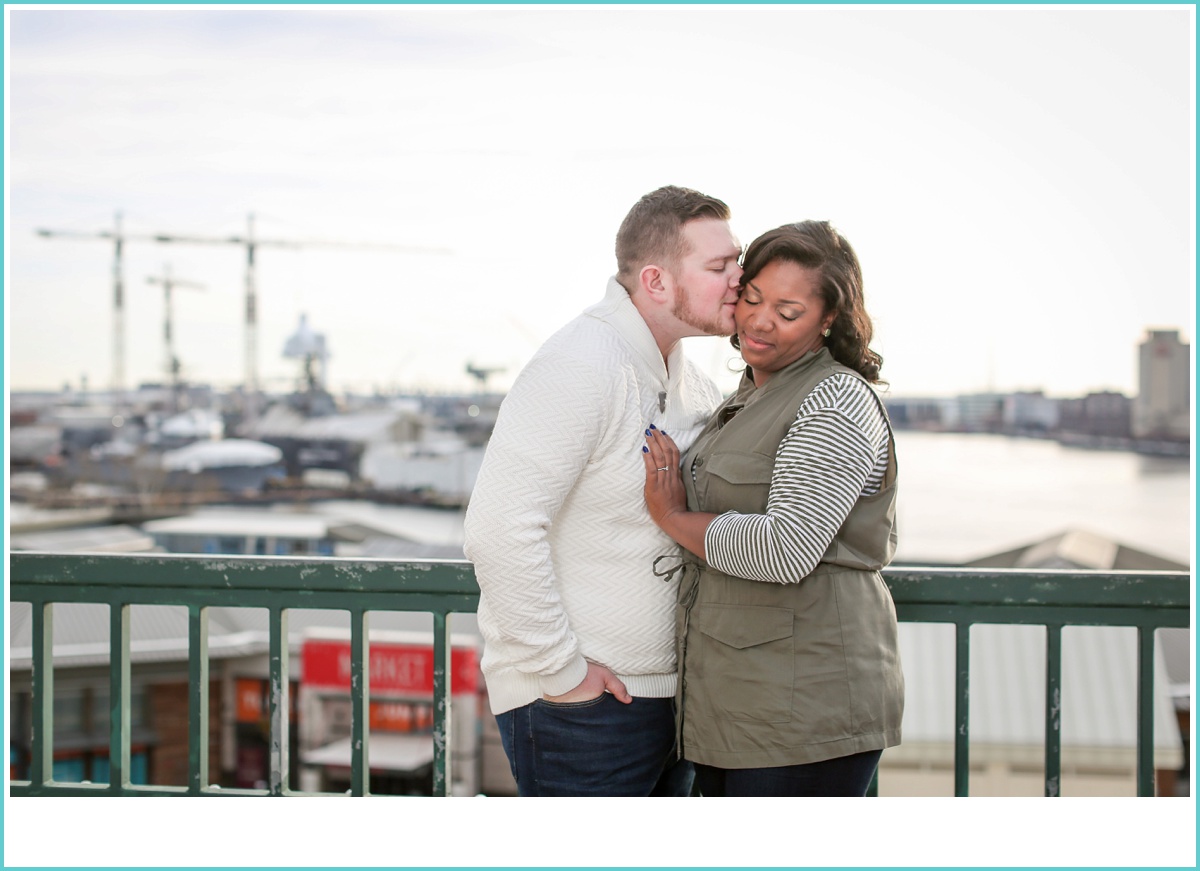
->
[9,552,1191,610]
[9,551,478,596]
[883,566,1191,610]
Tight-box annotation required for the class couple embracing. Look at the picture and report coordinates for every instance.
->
[464,186,904,798]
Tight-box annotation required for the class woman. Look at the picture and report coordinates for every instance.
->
[642,220,903,797]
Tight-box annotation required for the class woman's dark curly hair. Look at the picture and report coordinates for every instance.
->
[735,220,883,383]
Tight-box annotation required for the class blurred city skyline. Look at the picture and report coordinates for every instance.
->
[7,7,1194,400]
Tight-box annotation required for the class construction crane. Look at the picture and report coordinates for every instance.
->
[149,213,449,424]
[466,362,506,392]
[38,211,449,423]
[146,265,204,405]
[35,211,155,401]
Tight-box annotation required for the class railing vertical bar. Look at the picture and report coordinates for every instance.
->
[188,605,210,794]
[1044,623,1062,797]
[954,621,971,797]
[349,609,369,797]
[268,606,290,796]
[1136,626,1156,797]
[109,603,131,793]
[30,600,53,789]
[431,611,452,797]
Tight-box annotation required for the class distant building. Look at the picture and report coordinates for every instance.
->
[249,404,426,481]
[9,425,62,467]
[10,523,156,554]
[1059,391,1133,444]
[141,508,340,556]
[1002,391,1060,435]
[881,397,947,430]
[54,406,126,458]
[952,393,1004,433]
[1134,329,1190,442]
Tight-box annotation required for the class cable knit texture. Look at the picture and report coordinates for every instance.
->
[464,277,723,715]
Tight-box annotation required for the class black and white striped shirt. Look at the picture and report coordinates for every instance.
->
[703,373,890,584]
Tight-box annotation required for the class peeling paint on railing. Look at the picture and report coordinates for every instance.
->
[269,675,285,795]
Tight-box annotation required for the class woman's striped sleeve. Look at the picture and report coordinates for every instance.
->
[703,374,889,584]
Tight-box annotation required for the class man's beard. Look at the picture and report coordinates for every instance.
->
[672,285,732,337]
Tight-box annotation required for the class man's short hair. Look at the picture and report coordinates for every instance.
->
[615,186,731,289]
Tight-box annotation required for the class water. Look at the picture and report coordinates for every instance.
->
[389,431,1191,567]
[891,432,1192,566]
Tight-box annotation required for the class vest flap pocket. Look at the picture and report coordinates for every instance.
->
[704,451,774,485]
[693,604,793,649]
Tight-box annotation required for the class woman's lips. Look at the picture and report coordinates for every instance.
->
[740,332,772,351]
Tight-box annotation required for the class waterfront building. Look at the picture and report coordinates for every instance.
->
[952,393,1005,432]
[140,508,340,556]
[248,402,427,481]
[1059,391,1134,447]
[1001,391,1060,436]
[1134,329,1190,442]
[880,396,947,430]
[9,522,155,554]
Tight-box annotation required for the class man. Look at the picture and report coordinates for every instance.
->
[463,185,742,796]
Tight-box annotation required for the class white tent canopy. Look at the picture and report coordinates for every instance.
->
[301,733,434,773]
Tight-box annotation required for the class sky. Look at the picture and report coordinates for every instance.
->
[5,5,1195,404]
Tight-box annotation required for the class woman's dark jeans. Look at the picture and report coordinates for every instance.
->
[693,749,882,797]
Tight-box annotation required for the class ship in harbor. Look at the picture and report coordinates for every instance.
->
[9,313,503,525]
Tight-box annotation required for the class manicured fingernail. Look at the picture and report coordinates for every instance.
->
[642,446,648,453]
[649,424,657,430]
[645,429,651,436]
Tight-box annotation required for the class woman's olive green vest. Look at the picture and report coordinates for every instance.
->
[675,346,904,769]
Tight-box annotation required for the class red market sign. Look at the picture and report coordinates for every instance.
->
[302,638,478,696]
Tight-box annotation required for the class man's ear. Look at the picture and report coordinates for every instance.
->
[639,264,670,302]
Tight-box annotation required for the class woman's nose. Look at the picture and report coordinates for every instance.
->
[747,309,771,331]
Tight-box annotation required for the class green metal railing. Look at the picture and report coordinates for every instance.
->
[885,567,1189,797]
[10,552,479,797]
[8,553,1190,797]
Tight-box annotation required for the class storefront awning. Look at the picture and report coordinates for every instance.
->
[301,733,434,772]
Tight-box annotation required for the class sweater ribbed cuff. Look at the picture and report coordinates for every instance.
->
[539,654,589,698]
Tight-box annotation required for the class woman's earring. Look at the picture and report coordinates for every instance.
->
[822,328,832,337]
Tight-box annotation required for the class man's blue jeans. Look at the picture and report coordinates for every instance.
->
[495,693,693,796]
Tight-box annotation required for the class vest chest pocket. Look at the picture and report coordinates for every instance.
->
[688,603,794,724]
[699,451,775,516]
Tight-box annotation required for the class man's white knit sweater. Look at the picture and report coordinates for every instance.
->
[463,278,723,715]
